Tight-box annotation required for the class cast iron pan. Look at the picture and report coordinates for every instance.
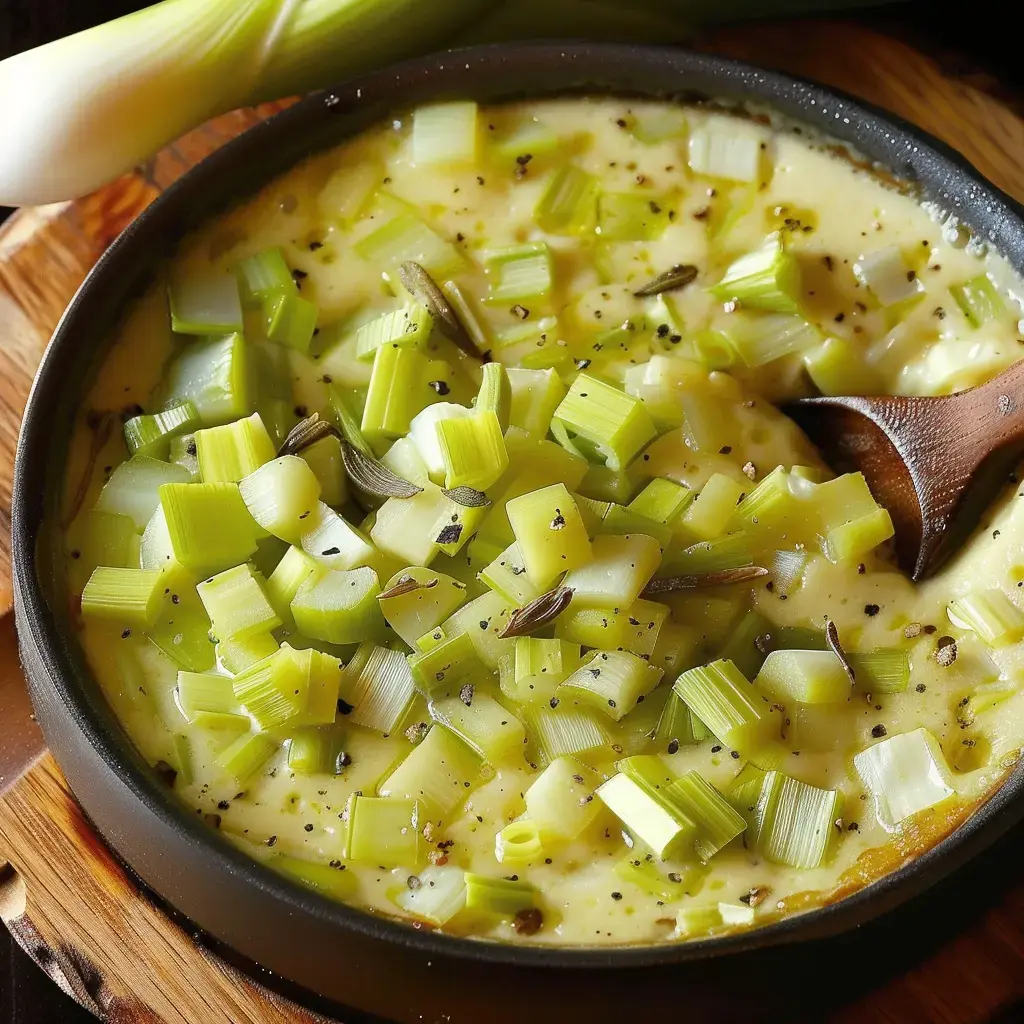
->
[12,42,1024,1024]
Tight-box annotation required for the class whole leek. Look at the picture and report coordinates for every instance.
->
[0,0,891,207]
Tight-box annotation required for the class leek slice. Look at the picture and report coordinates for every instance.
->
[653,691,709,752]
[597,771,696,860]
[480,542,543,607]
[217,732,277,783]
[436,411,509,491]
[753,771,842,869]
[755,649,852,705]
[346,644,416,734]
[265,293,319,355]
[615,855,702,902]
[239,455,322,545]
[361,343,435,441]
[276,855,355,901]
[408,630,490,699]
[849,649,910,694]
[853,246,922,307]
[197,563,281,642]
[95,456,190,532]
[463,874,536,921]
[664,770,746,861]
[680,474,745,542]
[562,533,662,609]
[555,599,668,660]
[486,243,554,304]
[195,413,276,484]
[379,724,482,821]
[708,235,800,313]
[236,249,296,306]
[370,484,450,568]
[494,819,543,866]
[412,101,478,166]
[674,660,780,756]
[629,478,694,527]
[265,546,323,629]
[507,367,565,437]
[123,401,200,459]
[168,269,242,336]
[854,728,956,831]
[675,904,724,937]
[687,117,766,182]
[947,589,1024,647]
[66,510,139,590]
[553,374,655,472]
[559,650,663,721]
[430,692,525,764]
[291,567,385,645]
[379,567,468,648]
[442,590,517,670]
[344,795,422,867]
[824,508,894,564]
[506,482,592,587]
[355,303,434,361]
[499,637,580,706]
[523,756,602,843]
[721,313,820,367]
[597,192,670,241]
[354,211,462,280]
[286,725,347,775]
[161,334,250,427]
[716,609,771,681]
[159,481,260,575]
[81,566,163,628]
[217,631,279,675]
[522,704,612,765]
[299,435,348,509]
[393,865,467,925]
[535,165,599,235]
[950,274,1005,328]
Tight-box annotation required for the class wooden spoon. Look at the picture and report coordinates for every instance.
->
[786,360,1024,581]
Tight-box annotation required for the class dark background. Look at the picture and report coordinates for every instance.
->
[1,1,1023,1022]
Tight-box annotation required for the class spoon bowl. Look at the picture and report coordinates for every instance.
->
[787,358,1024,579]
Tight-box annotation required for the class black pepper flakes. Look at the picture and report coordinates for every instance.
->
[667,738,680,755]
[871,724,887,738]
[864,604,880,617]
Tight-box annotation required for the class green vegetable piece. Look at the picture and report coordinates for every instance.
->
[535,165,599,235]
[355,303,434,361]
[168,269,243,335]
[95,455,191,532]
[411,101,478,166]
[408,630,490,698]
[81,566,164,628]
[379,567,468,648]
[563,533,662,609]
[463,874,536,920]
[159,481,260,575]
[499,637,580,706]
[346,644,416,734]
[708,235,800,313]
[506,482,592,587]
[950,274,1005,328]
[947,589,1024,647]
[239,455,322,544]
[217,732,277,783]
[197,563,281,642]
[436,411,509,491]
[507,367,565,437]
[265,292,319,354]
[123,401,201,459]
[430,692,525,764]
[236,248,296,306]
[597,192,671,241]
[494,819,543,866]
[556,599,668,659]
[523,756,602,843]
[343,794,422,867]
[291,566,384,645]
[162,334,250,427]
[485,243,554,303]
[755,649,852,705]
[559,650,663,721]
[753,770,843,868]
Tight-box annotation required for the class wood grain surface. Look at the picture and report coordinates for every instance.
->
[2,18,1024,1023]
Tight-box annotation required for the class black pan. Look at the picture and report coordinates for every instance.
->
[13,42,1024,1024]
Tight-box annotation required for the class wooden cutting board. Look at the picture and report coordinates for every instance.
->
[2,19,1024,1023]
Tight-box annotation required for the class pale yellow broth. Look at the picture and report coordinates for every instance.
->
[59,98,1024,946]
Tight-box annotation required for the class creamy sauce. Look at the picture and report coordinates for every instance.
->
[58,98,1024,946]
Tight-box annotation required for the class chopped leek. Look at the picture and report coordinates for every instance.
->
[522,703,612,765]
[299,435,348,509]
[355,303,433,361]
[408,630,490,698]
[159,481,260,574]
[494,819,544,866]
[81,567,163,628]
[265,293,319,354]
[674,660,780,756]
[615,855,702,902]
[361,343,435,441]
[276,855,355,901]
[95,456,190,532]
[463,874,535,920]
[597,192,670,241]
[346,644,416,734]
[500,637,580,705]
[722,313,820,367]
[287,726,347,775]
[353,211,462,280]
[168,269,243,336]
[753,771,842,869]
[265,546,323,628]
[556,600,668,660]
[553,374,655,472]
[853,727,956,831]
[848,649,910,694]
[486,243,554,304]
[197,564,281,642]
[430,692,525,764]
[123,402,200,459]
[653,691,708,752]
[506,482,592,587]
[232,654,299,731]
[507,367,565,437]
[523,756,602,843]
[343,794,422,867]
[535,165,599,235]
[436,411,509,491]
[217,732,277,783]
[236,248,295,306]
[716,609,771,682]
[596,771,695,860]
[559,650,663,721]
[755,649,852,705]
[675,904,724,937]
[66,510,139,590]
[378,568,467,647]
[824,507,894,564]
[291,567,385,645]
[663,770,747,861]
[161,334,250,427]
[628,478,694,527]
[947,589,1024,647]
[218,631,279,675]
[412,101,478,166]
[680,474,745,542]
[239,456,322,545]
[393,864,467,925]
[480,542,544,607]
[950,274,1005,328]
[379,724,482,820]
[562,533,662,609]
[709,235,800,313]
[688,117,766,182]
[853,246,922,307]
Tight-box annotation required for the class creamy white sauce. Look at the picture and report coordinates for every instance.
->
[59,98,1024,946]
